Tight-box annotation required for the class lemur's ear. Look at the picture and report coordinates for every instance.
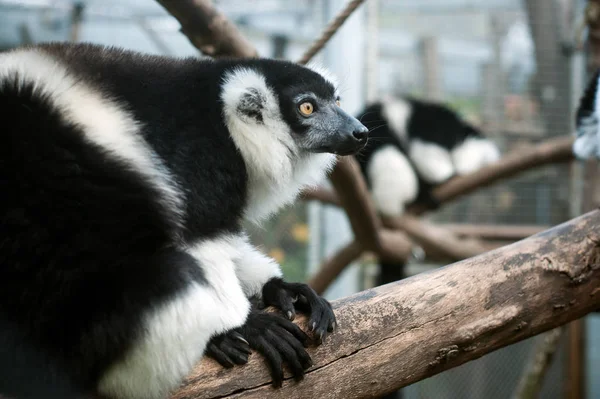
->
[237,88,265,123]
[221,68,273,124]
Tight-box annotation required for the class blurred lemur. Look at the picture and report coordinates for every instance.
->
[0,42,369,399]
[355,95,501,217]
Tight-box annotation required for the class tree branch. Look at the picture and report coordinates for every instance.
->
[382,215,490,262]
[171,210,600,399]
[328,157,383,254]
[308,229,415,295]
[302,135,577,293]
[307,240,363,295]
[413,136,575,211]
[301,136,575,215]
[511,327,564,399]
[155,0,258,58]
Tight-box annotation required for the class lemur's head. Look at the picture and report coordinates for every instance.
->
[220,59,369,157]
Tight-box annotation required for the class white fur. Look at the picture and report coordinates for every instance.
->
[409,139,455,184]
[451,137,501,176]
[574,116,599,159]
[221,67,336,223]
[98,236,250,399]
[381,95,412,144]
[367,145,418,216]
[574,73,600,159]
[231,234,283,298]
[594,73,600,159]
[0,48,185,230]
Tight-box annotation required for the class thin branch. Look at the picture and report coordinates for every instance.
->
[300,186,340,206]
[512,327,564,399]
[307,241,363,295]
[308,229,415,295]
[383,215,490,262]
[414,136,575,212]
[155,0,258,58]
[328,156,383,254]
[170,210,600,399]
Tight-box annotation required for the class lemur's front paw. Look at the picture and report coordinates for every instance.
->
[206,329,252,368]
[241,310,312,387]
[262,278,336,344]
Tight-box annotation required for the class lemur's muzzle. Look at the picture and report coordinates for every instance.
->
[328,108,369,156]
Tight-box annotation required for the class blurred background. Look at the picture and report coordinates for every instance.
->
[0,0,597,397]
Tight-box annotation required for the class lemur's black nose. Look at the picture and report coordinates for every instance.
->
[352,125,369,141]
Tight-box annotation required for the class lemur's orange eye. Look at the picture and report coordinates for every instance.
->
[299,102,314,116]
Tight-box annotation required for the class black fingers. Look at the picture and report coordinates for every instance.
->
[205,331,252,368]
[270,313,310,347]
[206,341,235,368]
[241,311,314,387]
[271,325,313,371]
[264,327,310,382]
[250,335,285,387]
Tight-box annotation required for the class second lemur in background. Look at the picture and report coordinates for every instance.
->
[355,95,501,217]
[573,69,600,160]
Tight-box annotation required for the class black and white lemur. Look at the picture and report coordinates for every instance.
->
[0,42,369,399]
[355,94,501,217]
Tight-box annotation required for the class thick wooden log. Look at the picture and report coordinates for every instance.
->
[170,210,600,399]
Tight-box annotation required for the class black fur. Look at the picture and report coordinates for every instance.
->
[402,97,482,150]
[0,76,209,393]
[207,309,312,388]
[575,68,600,128]
[0,42,339,397]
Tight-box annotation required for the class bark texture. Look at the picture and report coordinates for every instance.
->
[170,210,600,399]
